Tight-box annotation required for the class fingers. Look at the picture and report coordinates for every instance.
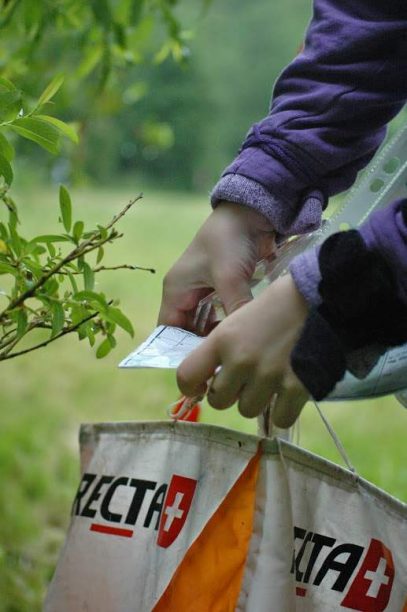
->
[272,374,309,429]
[257,231,277,262]
[237,372,278,418]
[177,338,221,398]
[158,302,189,329]
[215,276,253,315]
[207,365,247,411]
[157,274,188,328]
[178,344,308,428]
[158,277,213,332]
[236,372,307,425]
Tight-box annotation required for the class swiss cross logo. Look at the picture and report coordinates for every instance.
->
[291,528,397,610]
[72,471,198,548]
[341,539,394,611]
[157,475,197,548]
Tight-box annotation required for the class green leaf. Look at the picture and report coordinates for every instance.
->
[105,306,134,336]
[43,277,59,296]
[96,336,112,358]
[70,303,88,326]
[76,44,103,79]
[97,225,108,240]
[113,22,127,48]
[83,262,95,291]
[0,223,8,239]
[86,324,96,347]
[107,333,116,348]
[105,321,116,335]
[130,0,145,25]
[21,259,42,279]
[51,301,65,337]
[73,220,84,243]
[96,246,104,264]
[47,242,56,258]
[74,290,107,309]
[34,234,70,243]
[90,0,112,28]
[34,115,79,144]
[28,244,46,256]
[37,74,64,108]
[16,309,28,338]
[0,133,14,161]
[0,77,17,92]
[0,153,13,185]
[10,117,60,154]
[23,0,43,34]
[6,198,18,229]
[67,272,78,294]
[0,261,16,275]
[8,224,21,257]
[59,185,72,232]
[0,89,22,122]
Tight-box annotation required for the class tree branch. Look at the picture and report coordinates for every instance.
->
[59,263,155,275]
[0,194,142,321]
[0,310,99,361]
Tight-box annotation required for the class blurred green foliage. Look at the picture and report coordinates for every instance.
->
[0,0,314,190]
[0,0,221,363]
[0,75,143,363]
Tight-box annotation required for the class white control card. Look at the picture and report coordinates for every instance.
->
[118,325,204,369]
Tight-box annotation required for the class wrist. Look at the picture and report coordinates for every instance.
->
[214,200,275,234]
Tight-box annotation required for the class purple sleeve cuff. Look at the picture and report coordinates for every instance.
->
[289,247,322,307]
[290,198,407,309]
[210,173,324,236]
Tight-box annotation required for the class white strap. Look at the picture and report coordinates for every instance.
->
[313,400,356,474]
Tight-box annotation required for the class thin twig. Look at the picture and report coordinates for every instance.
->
[0,310,99,361]
[0,319,40,355]
[94,263,154,273]
[104,194,143,231]
[0,209,128,319]
[0,194,142,324]
[59,263,155,275]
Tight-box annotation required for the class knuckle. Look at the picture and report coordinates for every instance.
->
[256,366,275,386]
[282,380,300,397]
[162,269,176,290]
[282,374,306,398]
[232,349,257,370]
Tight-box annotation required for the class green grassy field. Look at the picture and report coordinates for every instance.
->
[0,186,406,610]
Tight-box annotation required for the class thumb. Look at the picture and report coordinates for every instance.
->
[216,275,253,315]
[177,337,220,398]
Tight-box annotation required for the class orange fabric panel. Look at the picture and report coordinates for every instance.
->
[153,451,260,612]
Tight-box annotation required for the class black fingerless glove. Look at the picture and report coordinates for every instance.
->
[291,230,407,400]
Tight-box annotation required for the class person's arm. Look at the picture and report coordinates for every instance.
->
[289,198,407,399]
[160,0,407,333]
[176,201,407,426]
[211,0,407,236]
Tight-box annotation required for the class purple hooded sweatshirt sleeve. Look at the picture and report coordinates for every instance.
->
[211,0,407,236]
[290,199,407,307]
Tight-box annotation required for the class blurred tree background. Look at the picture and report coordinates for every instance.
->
[0,1,406,610]
[1,0,313,191]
